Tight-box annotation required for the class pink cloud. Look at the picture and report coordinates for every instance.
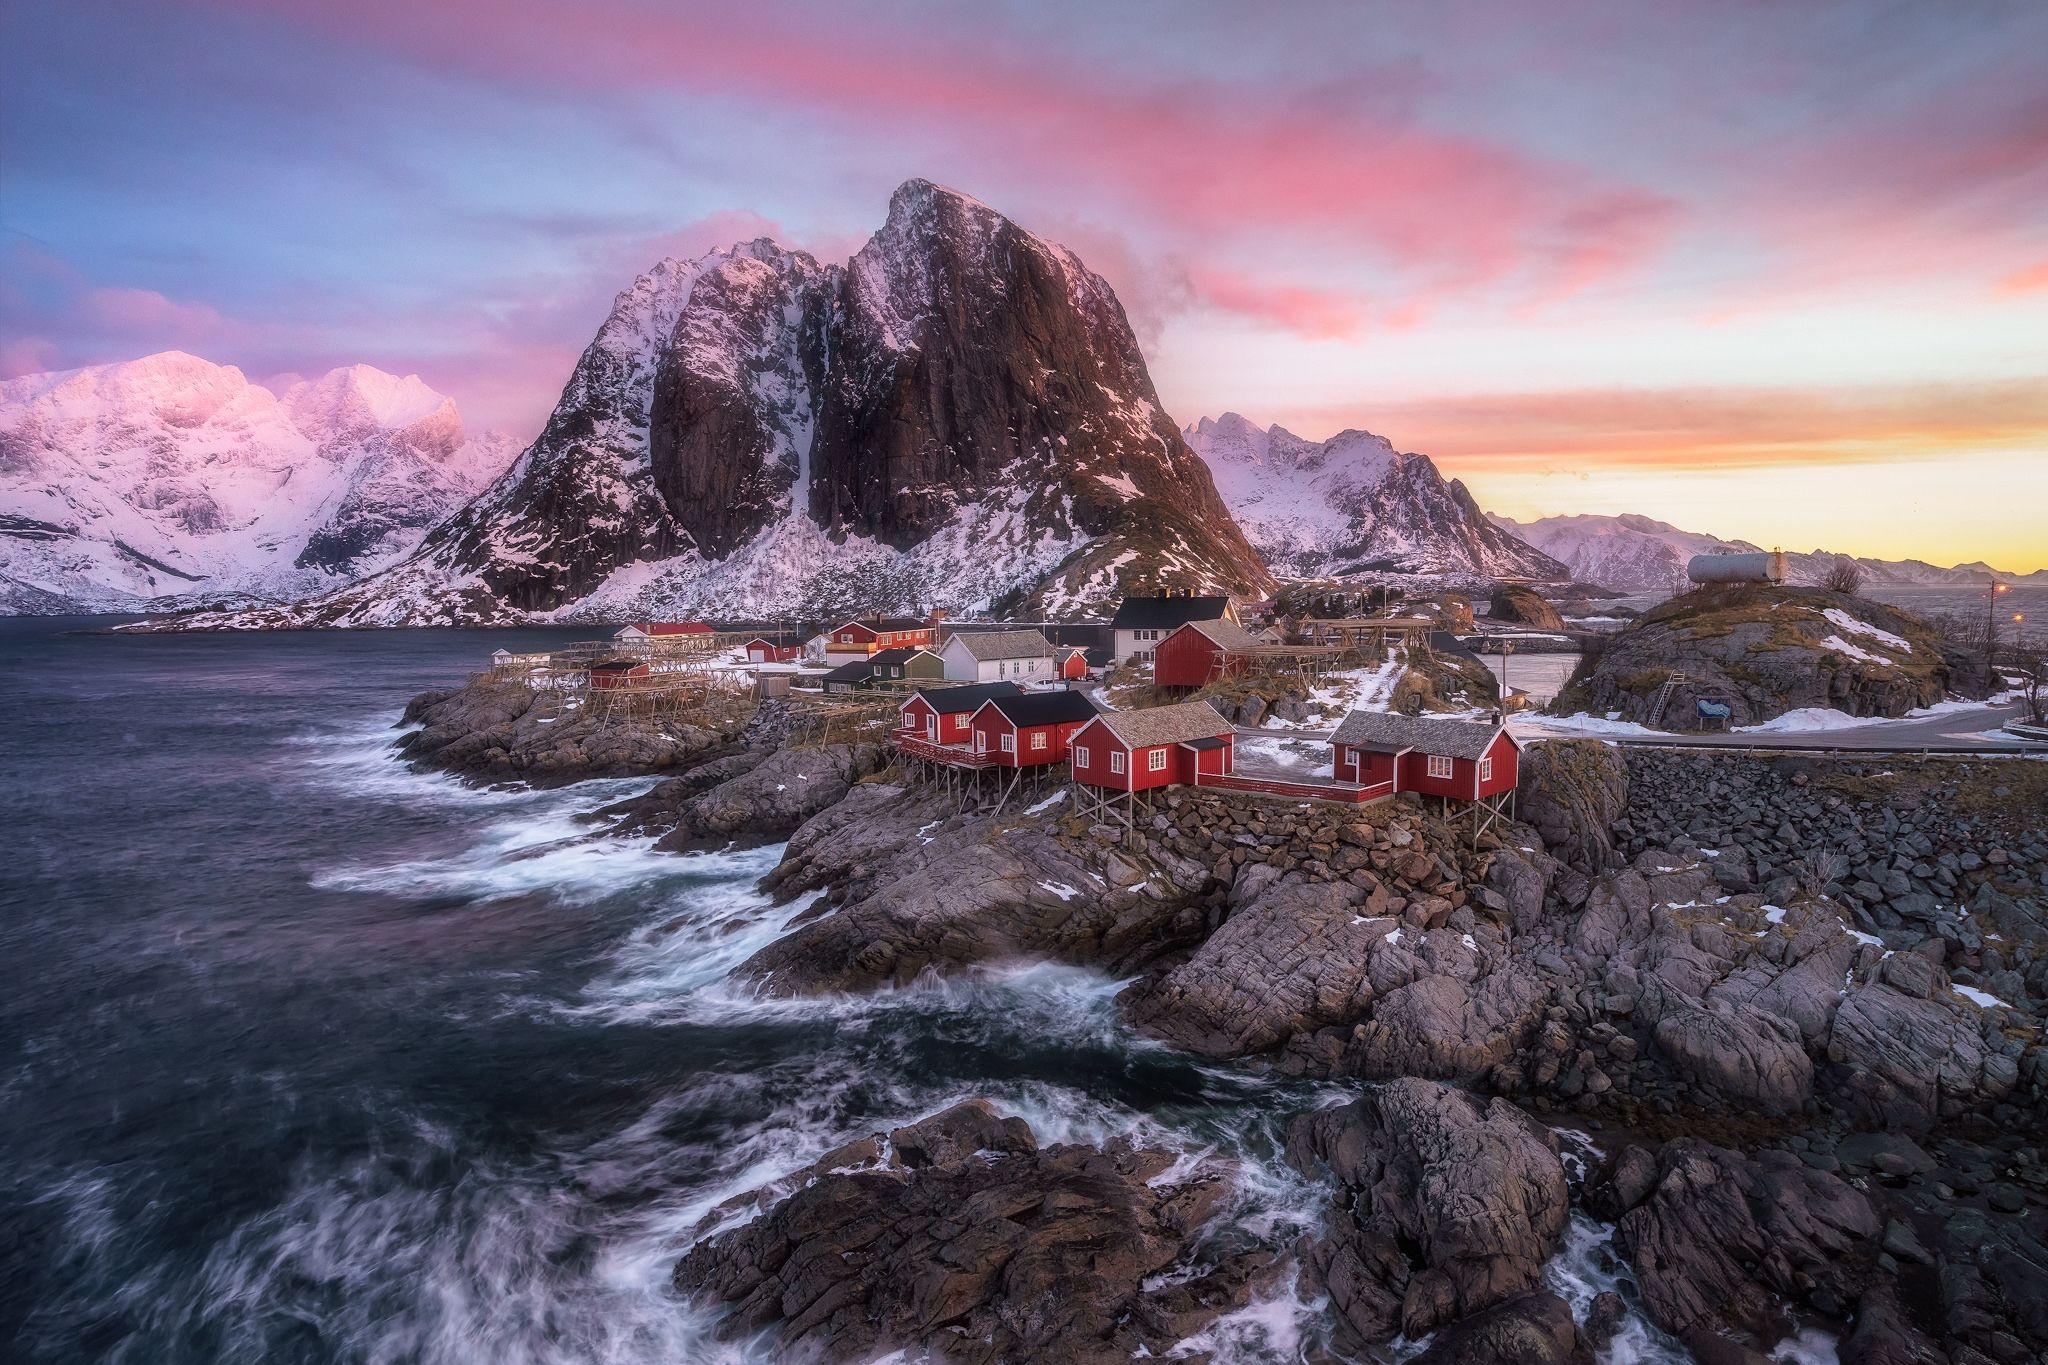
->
[1996,260,2048,296]
[1185,269,1373,339]
[212,0,1676,309]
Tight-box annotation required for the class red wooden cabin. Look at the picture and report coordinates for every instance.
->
[826,616,938,656]
[1328,711,1519,801]
[744,637,800,663]
[895,681,1025,747]
[967,691,1099,767]
[1069,700,1235,792]
[1151,620,1271,689]
[587,660,651,690]
[1055,646,1090,681]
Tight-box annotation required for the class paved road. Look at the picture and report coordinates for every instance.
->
[1519,701,2047,754]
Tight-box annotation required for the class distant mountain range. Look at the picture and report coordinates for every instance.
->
[1491,512,2048,594]
[0,352,516,613]
[147,180,1273,628]
[8,187,2035,625]
[1180,413,1565,582]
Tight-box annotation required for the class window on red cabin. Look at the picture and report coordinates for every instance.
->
[1427,754,1453,779]
[1110,751,1126,774]
[1480,756,1493,782]
[1001,733,1015,753]
[1031,732,1047,750]
[1147,749,1167,772]
[1074,745,1089,765]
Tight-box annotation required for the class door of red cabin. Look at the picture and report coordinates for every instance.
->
[926,713,938,741]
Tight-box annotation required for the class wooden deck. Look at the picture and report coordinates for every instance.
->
[893,731,997,768]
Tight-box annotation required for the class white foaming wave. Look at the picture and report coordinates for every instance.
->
[1543,1212,1691,1365]
[309,807,714,904]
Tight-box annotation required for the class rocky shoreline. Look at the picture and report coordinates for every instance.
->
[401,674,2048,1361]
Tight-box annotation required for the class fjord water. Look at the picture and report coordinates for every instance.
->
[0,618,1719,1364]
[0,618,1332,1363]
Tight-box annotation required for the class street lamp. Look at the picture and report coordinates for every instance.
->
[1987,578,2012,656]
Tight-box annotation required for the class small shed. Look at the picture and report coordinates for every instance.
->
[967,691,1100,767]
[588,659,650,691]
[1327,711,1519,801]
[1152,619,1272,689]
[1070,699,1235,793]
[1055,645,1091,681]
[897,681,1025,745]
[870,646,946,685]
[822,658,878,694]
[745,637,800,664]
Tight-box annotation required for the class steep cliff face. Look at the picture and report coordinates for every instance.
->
[1184,412,1564,582]
[163,181,1271,628]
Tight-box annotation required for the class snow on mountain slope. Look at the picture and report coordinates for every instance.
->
[1183,412,1566,581]
[1491,512,2048,592]
[0,352,516,612]
[155,180,1273,629]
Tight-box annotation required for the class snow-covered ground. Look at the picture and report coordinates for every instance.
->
[1509,712,1664,738]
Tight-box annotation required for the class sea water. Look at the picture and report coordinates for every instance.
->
[0,618,1820,1363]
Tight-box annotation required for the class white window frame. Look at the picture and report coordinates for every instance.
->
[1110,751,1127,775]
[1147,748,1168,772]
[1030,732,1048,751]
[1000,733,1015,753]
[1479,756,1493,782]
[1427,753,1454,779]
[975,730,987,753]
[1073,745,1089,766]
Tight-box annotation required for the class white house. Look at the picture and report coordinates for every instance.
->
[937,628,1057,683]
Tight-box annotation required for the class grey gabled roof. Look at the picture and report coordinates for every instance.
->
[1329,710,1507,760]
[1088,699,1233,748]
[1177,619,1273,651]
[1110,595,1231,631]
[947,628,1055,661]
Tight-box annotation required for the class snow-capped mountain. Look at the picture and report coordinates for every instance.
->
[1491,512,2048,593]
[1182,412,1566,581]
[0,352,516,613]
[162,180,1274,628]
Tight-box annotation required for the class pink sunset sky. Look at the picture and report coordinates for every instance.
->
[2,0,2044,569]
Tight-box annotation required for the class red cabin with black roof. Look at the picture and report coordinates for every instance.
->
[967,691,1100,767]
[895,681,1025,746]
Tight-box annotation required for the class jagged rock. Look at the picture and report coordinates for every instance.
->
[397,678,740,784]
[1515,740,1629,872]
[674,1101,1262,1363]
[1555,585,1979,728]
[1827,983,2013,1128]
[1488,585,1567,631]
[1287,1081,1569,1343]
[1122,872,1388,1056]
[1597,1139,1879,1340]
[1652,998,1814,1112]
[1408,1291,1590,1365]
[1343,971,1549,1081]
[739,819,1212,994]
[644,742,885,848]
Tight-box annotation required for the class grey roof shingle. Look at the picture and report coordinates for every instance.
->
[1179,619,1273,651]
[1089,699,1233,747]
[1329,710,1505,759]
[947,628,1055,661]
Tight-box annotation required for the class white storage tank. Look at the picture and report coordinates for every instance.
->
[1687,551,1787,585]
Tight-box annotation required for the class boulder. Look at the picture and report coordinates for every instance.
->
[1652,998,1815,1112]
[1515,740,1630,873]
[1598,1139,1878,1340]
[1409,1291,1590,1365]
[1342,971,1549,1081]
[674,1101,1265,1364]
[1826,983,2012,1128]
[1288,1081,1569,1343]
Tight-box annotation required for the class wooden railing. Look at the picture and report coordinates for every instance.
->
[893,732,997,767]
[1194,772,1395,804]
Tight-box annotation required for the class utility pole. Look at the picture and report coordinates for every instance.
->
[1987,575,2011,663]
